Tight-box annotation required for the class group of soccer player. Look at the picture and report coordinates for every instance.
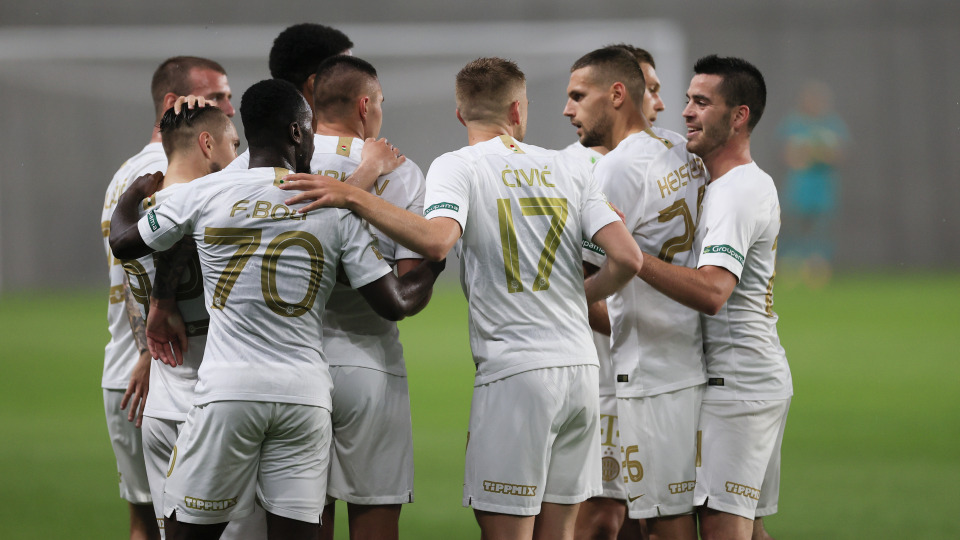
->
[100,21,791,540]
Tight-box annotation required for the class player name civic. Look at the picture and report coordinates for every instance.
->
[501,167,555,188]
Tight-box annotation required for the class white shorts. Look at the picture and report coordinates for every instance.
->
[463,365,602,516]
[618,385,703,519]
[694,398,790,519]
[142,416,268,539]
[327,366,414,505]
[597,393,626,500]
[163,401,332,525]
[103,388,152,504]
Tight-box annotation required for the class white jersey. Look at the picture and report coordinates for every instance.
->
[584,129,708,398]
[424,135,619,385]
[138,167,392,409]
[311,135,425,376]
[695,161,792,400]
[561,141,617,398]
[125,183,210,422]
[227,148,250,170]
[101,142,167,390]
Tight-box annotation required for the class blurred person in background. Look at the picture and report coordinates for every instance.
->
[778,80,847,288]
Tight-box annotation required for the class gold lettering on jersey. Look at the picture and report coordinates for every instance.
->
[229,200,306,221]
[657,158,705,199]
[316,169,349,182]
[669,480,697,494]
[724,481,761,500]
[482,480,537,496]
[501,167,554,188]
[599,414,618,447]
[184,496,239,511]
[374,178,390,196]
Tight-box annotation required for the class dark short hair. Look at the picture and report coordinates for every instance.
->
[571,47,645,106]
[269,23,354,88]
[455,57,526,123]
[694,55,767,131]
[240,79,310,148]
[606,43,656,68]
[313,55,379,119]
[151,56,227,116]
[158,104,231,158]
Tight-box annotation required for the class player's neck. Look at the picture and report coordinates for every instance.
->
[466,122,515,146]
[703,136,752,181]
[148,125,162,144]
[162,157,209,189]
[608,112,651,150]
[314,120,363,141]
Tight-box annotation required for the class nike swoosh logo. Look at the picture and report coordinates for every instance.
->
[627,494,644,502]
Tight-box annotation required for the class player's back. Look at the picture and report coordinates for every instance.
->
[101,142,167,390]
[142,166,391,409]
[310,135,426,376]
[424,135,619,385]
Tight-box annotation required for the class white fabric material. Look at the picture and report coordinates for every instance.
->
[103,389,152,503]
[137,167,392,409]
[584,129,708,398]
[423,135,618,385]
[693,398,790,519]
[101,142,167,389]
[312,135,426,376]
[695,162,792,400]
[618,385,703,519]
[163,401,331,524]
[326,366,414,505]
[597,393,626,499]
[462,365,601,515]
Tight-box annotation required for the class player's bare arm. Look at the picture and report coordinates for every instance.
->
[110,171,164,261]
[582,263,611,336]
[280,174,461,262]
[357,258,446,321]
[638,253,738,315]
[343,137,405,190]
[144,239,196,366]
[583,220,644,305]
[120,273,150,427]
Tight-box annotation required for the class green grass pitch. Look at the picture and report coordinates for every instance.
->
[1,272,957,538]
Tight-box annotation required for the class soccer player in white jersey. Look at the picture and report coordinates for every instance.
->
[564,46,708,540]
[108,79,443,540]
[562,44,685,540]
[308,55,428,540]
[636,55,791,540]
[280,57,645,540]
[100,55,234,540]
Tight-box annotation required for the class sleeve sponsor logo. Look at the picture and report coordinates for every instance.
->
[425,202,459,215]
[703,244,744,265]
[482,480,537,496]
[582,239,606,255]
[147,209,160,232]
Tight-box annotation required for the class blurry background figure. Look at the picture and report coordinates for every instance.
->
[778,80,847,288]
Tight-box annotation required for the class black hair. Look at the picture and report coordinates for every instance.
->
[240,79,310,148]
[693,55,767,131]
[313,55,379,117]
[571,46,645,105]
[268,23,354,88]
[157,104,230,157]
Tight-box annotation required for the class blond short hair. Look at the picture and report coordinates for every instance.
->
[455,57,526,124]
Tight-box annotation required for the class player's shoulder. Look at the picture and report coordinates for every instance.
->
[651,126,688,147]
[711,162,777,207]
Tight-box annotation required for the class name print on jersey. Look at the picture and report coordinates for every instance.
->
[656,157,706,199]
[501,166,555,189]
[229,200,307,221]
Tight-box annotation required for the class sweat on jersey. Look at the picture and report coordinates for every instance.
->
[424,135,619,386]
[695,161,792,401]
[136,166,393,410]
[583,129,708,399]
[101,142,167,390]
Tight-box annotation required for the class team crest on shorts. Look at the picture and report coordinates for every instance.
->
[601,456,620,482]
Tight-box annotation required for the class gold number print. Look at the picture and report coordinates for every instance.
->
[497,197,569,293]
[261,231,325,317]
[121,260,152,311]
[657,185,706,263]
[204,227,262,310]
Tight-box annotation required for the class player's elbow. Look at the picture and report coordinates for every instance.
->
[109,234,136,261]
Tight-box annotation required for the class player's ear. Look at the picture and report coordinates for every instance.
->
[733,105,750,131]
[359,96,369,121]
[289,121,303,146]
[302,74,317,107]
[198,131,214,159]
[508,100,522,126]
[610,82,626,109]
[455,108,467,127]
[161,92,179,114]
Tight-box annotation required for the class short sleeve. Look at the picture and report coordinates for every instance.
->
[338,211,393,288]
[573,158,620,243]
[697,186,756,279]
[138,187,196,252]
[395,161,427,261]
[423,153,471,232]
